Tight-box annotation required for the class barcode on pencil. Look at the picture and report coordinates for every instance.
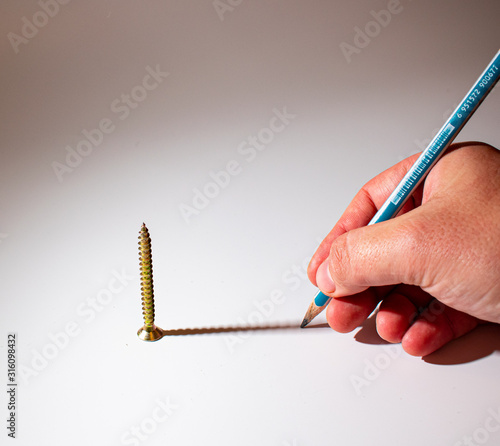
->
[390,123,455,205]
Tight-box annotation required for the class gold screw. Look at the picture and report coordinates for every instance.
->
[137,223,163,341]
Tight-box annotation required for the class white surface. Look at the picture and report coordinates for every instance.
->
[1,1,500,445]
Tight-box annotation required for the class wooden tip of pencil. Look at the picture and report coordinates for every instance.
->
[301,296,333,328]
[300,300,318,328]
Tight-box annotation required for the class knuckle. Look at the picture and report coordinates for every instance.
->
[329,233,352,285]
[397,215,438,287]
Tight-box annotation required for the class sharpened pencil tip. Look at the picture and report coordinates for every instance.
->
[300,294,332,329]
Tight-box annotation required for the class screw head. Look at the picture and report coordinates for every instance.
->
[137,325,163,342]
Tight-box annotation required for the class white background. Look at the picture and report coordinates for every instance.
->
[1,1,500,445]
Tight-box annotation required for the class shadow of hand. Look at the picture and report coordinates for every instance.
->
[353,313,500,364]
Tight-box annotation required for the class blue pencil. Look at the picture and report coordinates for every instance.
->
[301,50,500,328]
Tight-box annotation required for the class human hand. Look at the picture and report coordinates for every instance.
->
[307,143,500,356]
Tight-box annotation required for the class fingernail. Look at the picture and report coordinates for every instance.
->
[316,261,336,294]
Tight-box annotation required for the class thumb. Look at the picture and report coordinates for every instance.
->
[316,213,428,297]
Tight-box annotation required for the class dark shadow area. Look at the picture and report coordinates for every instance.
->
[354,313,389,345]
[351,311,500,365]
[160,322,302,336]
[423,323,500,365]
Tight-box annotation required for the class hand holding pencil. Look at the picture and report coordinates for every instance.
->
[306,142,500,356]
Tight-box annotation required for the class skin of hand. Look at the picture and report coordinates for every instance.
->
[307,142,500,356]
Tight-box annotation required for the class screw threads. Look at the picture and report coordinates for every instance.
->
[139,223,155,330]
[137,223,163,341]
